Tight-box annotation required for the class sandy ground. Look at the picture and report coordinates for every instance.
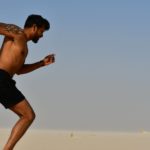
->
[1,129,150,150]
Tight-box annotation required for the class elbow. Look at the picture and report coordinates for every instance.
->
[16,70,22,75]
[16,72,21,75]
[16,66,24,75]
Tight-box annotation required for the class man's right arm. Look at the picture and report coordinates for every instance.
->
[0,23,24,38]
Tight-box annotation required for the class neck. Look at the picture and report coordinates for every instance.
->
[23,28,32,41]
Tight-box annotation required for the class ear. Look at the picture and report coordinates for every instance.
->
[32,24,38,32]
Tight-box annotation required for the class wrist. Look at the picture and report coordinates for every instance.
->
[39,60,44,67]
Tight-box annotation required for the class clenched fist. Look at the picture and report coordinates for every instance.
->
[42,54,55,66]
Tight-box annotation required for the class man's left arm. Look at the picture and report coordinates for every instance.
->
[16,54,55,75]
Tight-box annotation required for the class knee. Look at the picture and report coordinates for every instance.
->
[23,111,36,123]
[28,111,36,122]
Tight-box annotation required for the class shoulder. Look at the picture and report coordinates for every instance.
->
[5,24,25,38]
[0,23,25,39]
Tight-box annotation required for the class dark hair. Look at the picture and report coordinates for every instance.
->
[24,14,50,30]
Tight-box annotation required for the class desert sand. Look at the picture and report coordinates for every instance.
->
[1,129,150,150]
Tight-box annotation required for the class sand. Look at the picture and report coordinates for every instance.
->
[1,129,150,150]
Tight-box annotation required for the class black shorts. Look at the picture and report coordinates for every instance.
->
[0,69,25,109]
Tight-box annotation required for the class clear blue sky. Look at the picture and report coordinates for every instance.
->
[0,0,150,131]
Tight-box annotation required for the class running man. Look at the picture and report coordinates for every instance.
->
[0,14,55,150]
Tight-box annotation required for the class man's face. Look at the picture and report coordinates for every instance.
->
[32,26,45,43]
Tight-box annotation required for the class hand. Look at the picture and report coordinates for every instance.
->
[43,54,55,66]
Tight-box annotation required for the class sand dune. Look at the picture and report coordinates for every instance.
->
[1,129,150,150]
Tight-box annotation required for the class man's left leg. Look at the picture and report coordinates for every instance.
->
[3,99,35,150]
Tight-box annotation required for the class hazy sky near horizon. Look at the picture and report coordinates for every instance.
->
[0,0,150,131]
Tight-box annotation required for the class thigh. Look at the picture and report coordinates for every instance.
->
[9,99,35,117]
[0,78,25,109]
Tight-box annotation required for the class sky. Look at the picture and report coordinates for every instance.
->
[0,0,150,132]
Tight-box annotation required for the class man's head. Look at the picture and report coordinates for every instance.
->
[24,14,50,43]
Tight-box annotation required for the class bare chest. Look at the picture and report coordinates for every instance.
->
[2,37,28,57]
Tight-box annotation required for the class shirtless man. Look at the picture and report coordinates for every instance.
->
[0,14,55,150]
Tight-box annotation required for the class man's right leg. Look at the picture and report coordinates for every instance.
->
[3,99,35,150]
